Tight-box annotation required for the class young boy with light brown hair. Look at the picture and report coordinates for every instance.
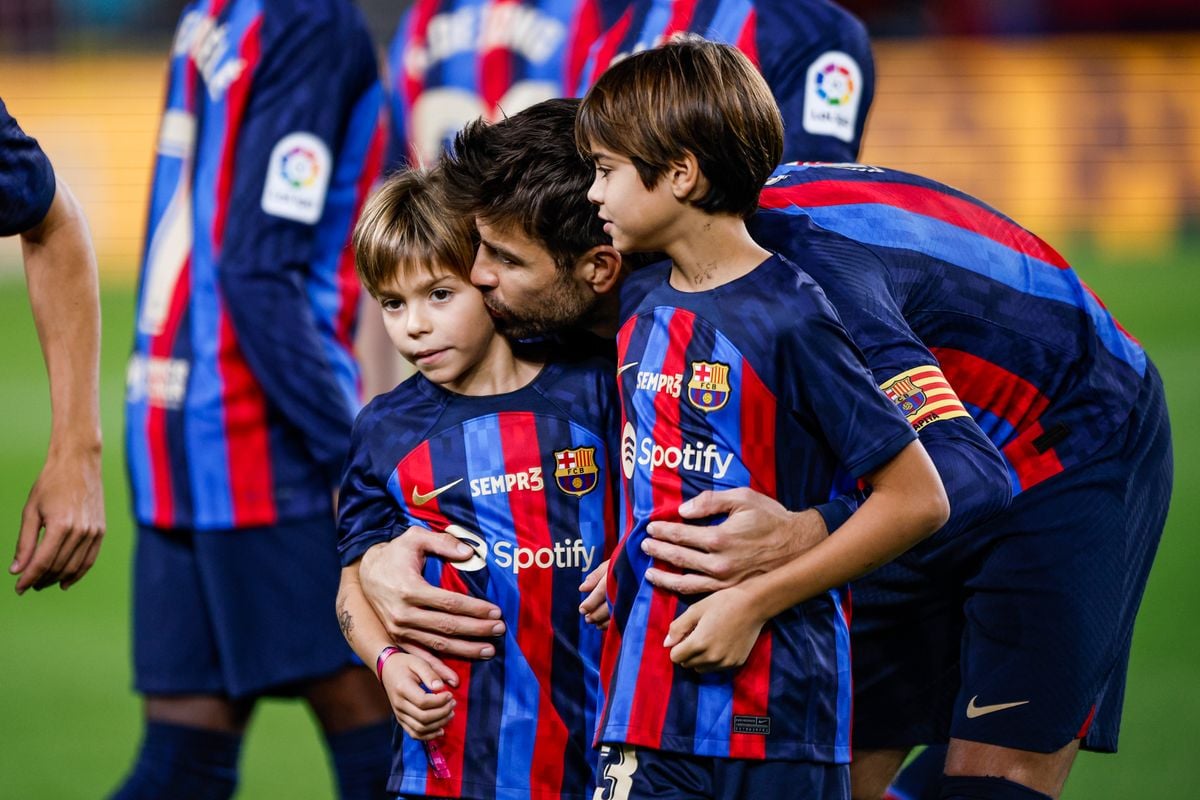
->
[335,167,619,800]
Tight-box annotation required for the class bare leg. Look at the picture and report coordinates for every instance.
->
[144,694,255,733]
[850,747,911,800]
[302,664,390,734]
[944,738,1079,799]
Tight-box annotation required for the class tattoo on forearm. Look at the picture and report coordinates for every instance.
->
[337,602,354,641]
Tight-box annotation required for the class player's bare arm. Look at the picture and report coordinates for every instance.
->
[641,489,829,595]
[664,440,948,672]
[337,562,457,731]
[357,527,507,659]
[13,176,105,594]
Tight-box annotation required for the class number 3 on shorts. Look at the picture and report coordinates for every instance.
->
[593,745,639,800]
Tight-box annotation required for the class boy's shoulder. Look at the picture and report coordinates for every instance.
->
[355,373,447,437]
[533,358,618,431]
[618,257,673,320]
[358,363,616,446]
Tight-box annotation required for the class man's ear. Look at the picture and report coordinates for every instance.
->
[668,152,702,201]
[575,244,625,294]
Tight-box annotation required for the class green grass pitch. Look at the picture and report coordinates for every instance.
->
[0,240,1196,797]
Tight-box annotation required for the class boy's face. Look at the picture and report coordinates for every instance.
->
[377,266,502,393]
[470,218,600,337]
[586,147,677,253]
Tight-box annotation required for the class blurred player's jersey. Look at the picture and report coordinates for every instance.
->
[599,256,916,762]
[753,163,1148,494]
[126,0,385,530]
[337,360,620,800]
[573,0,874,162]
[386,0,629,167]
[0,97,56,235]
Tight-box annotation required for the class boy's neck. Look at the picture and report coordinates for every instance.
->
[663,211,772,292]
[441,336,543,396]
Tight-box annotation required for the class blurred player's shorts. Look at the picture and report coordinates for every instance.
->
[133,514,357,698]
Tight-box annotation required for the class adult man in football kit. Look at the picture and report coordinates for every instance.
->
[356,99,1171,800]
[113,1,392,797]
[362,0,877,395]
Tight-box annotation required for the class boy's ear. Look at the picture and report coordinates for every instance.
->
[575,244,624,294]
[668,152,702,201]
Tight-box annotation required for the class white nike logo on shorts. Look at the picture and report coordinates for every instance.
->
[965,696,1031,719]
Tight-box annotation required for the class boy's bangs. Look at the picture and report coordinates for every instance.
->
[575,91,625,159]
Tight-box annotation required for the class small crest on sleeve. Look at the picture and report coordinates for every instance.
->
[881,365,971,431]
[802,50,863,144]
[261,131,332,224]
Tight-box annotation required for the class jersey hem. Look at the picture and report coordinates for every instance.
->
[598,728,849,764]
[392,776,594,800]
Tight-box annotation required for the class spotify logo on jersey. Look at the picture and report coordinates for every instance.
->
[445,524,488,572]
[621,422,637,480]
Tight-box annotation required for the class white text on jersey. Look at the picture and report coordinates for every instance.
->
[404,5,565,78]
[637,437,734,480]
[470,467,544,497]
[636,370,683,398]
[493,538,596,574]
[174,11,247,101]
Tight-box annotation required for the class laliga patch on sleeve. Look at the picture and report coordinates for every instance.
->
[802,50,864,144]
[261,131,332,224]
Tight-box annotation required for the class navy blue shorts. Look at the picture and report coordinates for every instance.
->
[593,744,849,800]
[133,514,357,699]
[851,363,1172,754]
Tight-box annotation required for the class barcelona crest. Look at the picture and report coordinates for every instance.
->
[884,376,927,417]
[687,361,731,412]
[554,447,599,496]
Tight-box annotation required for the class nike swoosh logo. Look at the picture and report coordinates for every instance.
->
[617,362,639,375]
[966,696,1030,719]
[411,479,463,506]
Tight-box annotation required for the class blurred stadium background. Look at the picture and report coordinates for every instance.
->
[1,0,1197,796]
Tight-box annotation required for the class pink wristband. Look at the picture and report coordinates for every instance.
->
[375,645,404,682]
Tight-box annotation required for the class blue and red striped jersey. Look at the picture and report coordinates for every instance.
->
[753,163,1148,495]
[126,0,385,530]
[338,359,620,800]
[573,0,874,162]
[600,256,916,763]
[385,0,629,168]
[0,97,56,236]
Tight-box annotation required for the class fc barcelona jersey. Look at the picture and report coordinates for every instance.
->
[338,359,619,799]
[0,97,56,236]
[125,0,385,530]
[598,256,916,762]
[573,0,875,163]
[752,163,1148,495]
[386,0,628,168]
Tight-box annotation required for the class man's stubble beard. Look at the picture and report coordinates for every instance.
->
[482,272,600,339]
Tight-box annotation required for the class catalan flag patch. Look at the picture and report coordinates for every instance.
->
[880,365,970,431]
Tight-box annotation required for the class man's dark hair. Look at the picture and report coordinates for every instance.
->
[440,98,608,271]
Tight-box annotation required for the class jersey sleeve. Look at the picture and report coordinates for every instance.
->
[337,405,405,565]
[754,1,876,163]
[772,226,1012,539]
[778,278,917,481]
[216,11,378,486]
[0,98,56,236]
